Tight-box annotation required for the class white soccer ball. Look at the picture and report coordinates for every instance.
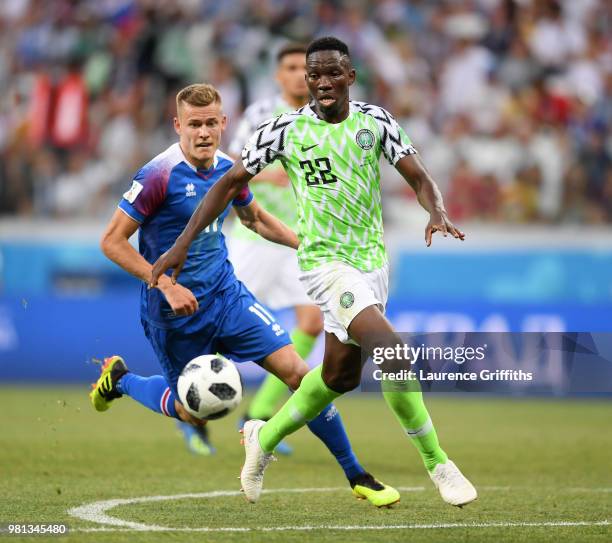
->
[177,355,243,420]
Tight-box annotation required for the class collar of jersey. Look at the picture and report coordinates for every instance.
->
[303,101,358,123]
[196,163,216,177]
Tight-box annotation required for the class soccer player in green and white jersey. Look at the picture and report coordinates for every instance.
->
[151,36,477,507]
[227,44,323,455]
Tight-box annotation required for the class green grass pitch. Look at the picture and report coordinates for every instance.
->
[0,387,610,542]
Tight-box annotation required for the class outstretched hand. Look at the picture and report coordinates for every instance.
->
[150,243,189,287]
[425,211,465,247]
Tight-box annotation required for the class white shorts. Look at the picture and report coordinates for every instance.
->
[227,236,312,310]
[299,261,389,344]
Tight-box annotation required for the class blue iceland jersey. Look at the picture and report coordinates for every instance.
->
[118,143,253,329]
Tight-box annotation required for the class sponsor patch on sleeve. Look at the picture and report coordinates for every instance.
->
[123,180,144,203]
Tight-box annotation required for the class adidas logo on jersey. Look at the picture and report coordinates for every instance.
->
[185,183,196,197]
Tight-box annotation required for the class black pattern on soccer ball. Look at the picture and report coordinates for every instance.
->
[186,383,201,411]
[210,357,224,373]
[183,363,200,374]
[208,383,237,400]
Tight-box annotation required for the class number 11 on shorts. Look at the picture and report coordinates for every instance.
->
[248,303,285,336]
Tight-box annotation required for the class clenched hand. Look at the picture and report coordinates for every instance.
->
[159,280,199,316]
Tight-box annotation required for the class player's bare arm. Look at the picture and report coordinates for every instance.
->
[395,154,466,247]
[101,209,198,316]
[249,166,289,186]
[150,162,253,286]
[234,200,299,249]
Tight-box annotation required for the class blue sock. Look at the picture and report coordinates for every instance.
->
[117,373,179,420]
[306,403,365,481]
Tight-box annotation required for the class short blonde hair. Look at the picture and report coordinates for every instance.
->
[176,83,222,111]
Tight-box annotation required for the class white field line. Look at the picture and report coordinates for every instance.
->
[68,486,612,533]
[69,487,425,530]
[71,520,612,534]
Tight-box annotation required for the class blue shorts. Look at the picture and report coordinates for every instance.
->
[141,280,291,396]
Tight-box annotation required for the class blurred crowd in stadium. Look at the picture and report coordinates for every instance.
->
[0,0,610,224]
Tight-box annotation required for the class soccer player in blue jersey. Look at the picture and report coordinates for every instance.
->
[91,83,400,507]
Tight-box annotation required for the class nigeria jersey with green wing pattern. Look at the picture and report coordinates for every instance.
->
[228,95,296,242]
[241,101,417,272]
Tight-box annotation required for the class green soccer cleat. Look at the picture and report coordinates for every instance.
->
[89,355,128,412]
[177,421,216,456]
[350,472,400,508]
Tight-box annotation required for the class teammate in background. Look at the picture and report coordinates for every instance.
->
[151,38,478,507]
[92,83,401,508]
[227,43,321,455]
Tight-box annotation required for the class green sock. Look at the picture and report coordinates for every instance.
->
[259,365,341,453]
[248,328,317,420]
[382,379,448,472]
[248,374,288,420]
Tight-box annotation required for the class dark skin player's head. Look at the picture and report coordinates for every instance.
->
[305,37,355,123]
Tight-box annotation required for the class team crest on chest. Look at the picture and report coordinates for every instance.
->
[185,182,196,197]
[355,129,375,150]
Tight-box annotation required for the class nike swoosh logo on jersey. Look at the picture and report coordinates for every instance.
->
[300,143,318,152]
